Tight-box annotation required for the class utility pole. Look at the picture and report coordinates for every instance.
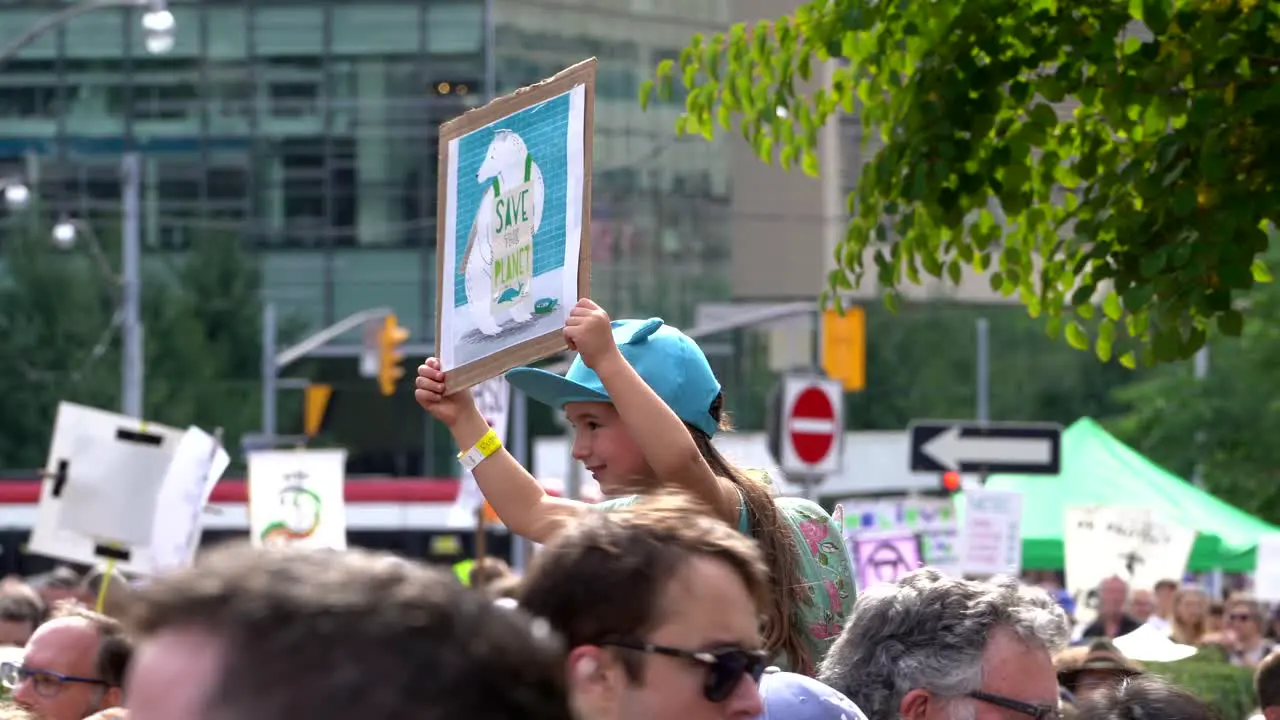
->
[261,303,278,444]
[975,317,991,486]
[120,152,144,418]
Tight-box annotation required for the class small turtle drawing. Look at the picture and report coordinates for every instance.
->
[495,282,526,305]
[533,297,559,315]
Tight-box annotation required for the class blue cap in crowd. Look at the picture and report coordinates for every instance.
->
[758,669,867,720]
[505,318,722,437]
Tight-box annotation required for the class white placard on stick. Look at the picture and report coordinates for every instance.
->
[1254,534,1280,602]
[149,427,231,575]
[959,489,1023,577]
[31,402,230,574]
[249,449,348,550]
[1065,506,1195,624]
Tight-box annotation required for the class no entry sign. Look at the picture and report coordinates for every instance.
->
[768,375,844,478]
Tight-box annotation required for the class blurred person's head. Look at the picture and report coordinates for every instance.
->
[1170,586,1209,645]
[9,605,129,720]
[1075,675,1218,720]
[1256,650,1280,720]
[29,569,79,611]
[519,491,771,720]
[1206,601,1225,634]
[1127,589,1154,624]
[1228,596,1265,643]
[1097,577,1128,620]
[485,573,522,601]
[1152,580,1178,619]
[76,568,133,620]
[818,569,1070,720]
[0,594,43,647]
[124,543,571,720]
[1057,640,1142,700]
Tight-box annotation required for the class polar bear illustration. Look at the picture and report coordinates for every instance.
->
[462,129,545,337]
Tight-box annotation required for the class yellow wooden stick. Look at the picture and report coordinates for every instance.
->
[95,558,117,613]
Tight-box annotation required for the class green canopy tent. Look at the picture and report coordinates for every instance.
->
[979,418,1278,572]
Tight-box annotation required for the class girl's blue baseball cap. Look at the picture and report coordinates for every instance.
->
[504,318,722,437]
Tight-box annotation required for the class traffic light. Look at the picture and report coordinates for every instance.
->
[377,314,410,396]
[821,307,866,392]
[303,383,333,437]
[941,470,962,494]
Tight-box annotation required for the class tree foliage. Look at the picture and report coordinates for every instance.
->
[1109,243,1280,522]
[0,225,302,470]
[642,0,1280,366]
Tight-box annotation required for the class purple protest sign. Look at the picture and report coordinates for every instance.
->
[853,530,923,590]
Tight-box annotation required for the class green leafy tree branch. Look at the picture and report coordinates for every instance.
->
[641,0,1280,366]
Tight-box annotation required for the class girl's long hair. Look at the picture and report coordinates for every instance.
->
[687,393,811,673]
[1170,586,1209,646]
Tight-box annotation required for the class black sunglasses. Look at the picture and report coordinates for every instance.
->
[970,690,1062,720]
[602,641,768,702]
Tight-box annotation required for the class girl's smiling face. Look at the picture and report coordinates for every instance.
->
[565,401,656,495]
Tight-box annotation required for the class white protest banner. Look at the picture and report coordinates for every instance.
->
[249,449,348,550]
[31,402,230,574]
[838,496,961,576]
[959,489,1023,577]
[448,375,512,529]
[853,530,923,590]
[1065,506,1196,623]
[149,428,231,575]
[1254,534,1280,602]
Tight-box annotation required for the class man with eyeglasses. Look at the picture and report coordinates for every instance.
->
[819,569,1070,720]
[518,491,769,719]
[6,605,130,720]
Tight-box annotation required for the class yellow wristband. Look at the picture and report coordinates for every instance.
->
[459,428,502,470]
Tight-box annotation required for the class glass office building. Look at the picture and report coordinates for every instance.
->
[0,0,733,339]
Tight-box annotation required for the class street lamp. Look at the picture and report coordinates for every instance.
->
[0,178,29,209]
[141,3,176,56]
[0,0,176,67]
[50,217,121,293]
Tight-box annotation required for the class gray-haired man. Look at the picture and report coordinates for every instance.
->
[819,569,1070,720]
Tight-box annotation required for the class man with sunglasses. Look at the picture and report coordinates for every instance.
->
[819,569,1070,720]
[7,605,130,720]
[519,491,770,719]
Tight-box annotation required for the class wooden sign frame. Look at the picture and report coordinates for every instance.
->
[434,58,596,394]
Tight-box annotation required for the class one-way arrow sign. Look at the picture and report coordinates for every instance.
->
[909,421,1062,475]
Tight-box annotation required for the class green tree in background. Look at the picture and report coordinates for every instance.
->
[1110,243,1280,522]
[643,0,1278,366]
[0,224,303,470]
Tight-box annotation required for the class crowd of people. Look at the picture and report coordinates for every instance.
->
[0,524,1258,720]
[0,299,1263,719]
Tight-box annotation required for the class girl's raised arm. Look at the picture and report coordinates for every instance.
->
[416,358,585,543]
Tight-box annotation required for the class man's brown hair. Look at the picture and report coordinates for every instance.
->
[128,543,572,720]
[518,491,770,677]
[49,604,132,688]
[0,593,42,630]
[1255,649,1280,708]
